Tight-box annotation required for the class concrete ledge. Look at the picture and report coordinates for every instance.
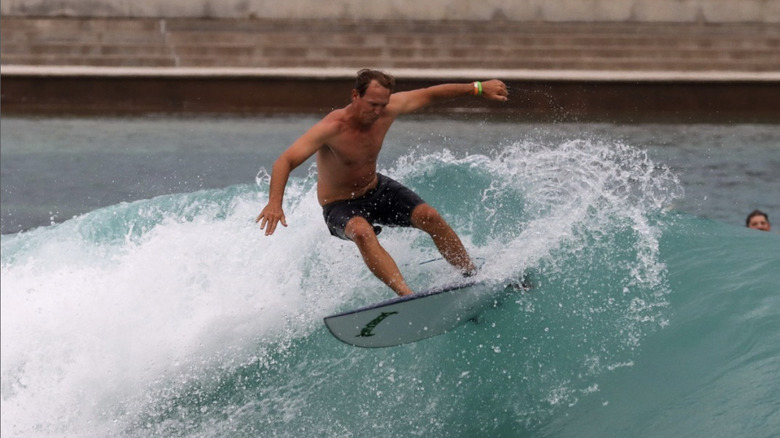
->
[3,66,779,123]
[4,65,780,83]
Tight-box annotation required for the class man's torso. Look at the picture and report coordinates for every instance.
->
[315,108,396,205]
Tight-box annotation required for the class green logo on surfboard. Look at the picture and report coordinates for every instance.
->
[357,311,398,337]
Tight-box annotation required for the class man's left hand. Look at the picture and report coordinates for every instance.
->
[481,79,509,102]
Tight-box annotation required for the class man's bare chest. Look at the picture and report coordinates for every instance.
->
[326,132,384,166]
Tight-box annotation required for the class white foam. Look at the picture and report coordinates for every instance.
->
[1,140,683,435]
[0,178,362,434]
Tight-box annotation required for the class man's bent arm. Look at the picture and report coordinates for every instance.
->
[256,124,330,235]
[256,154,294,235]
[266,156,294,206]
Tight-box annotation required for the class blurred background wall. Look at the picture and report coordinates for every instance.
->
[2,0,778,120]
[2,0,779,23]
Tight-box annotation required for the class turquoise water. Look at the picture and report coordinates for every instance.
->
[1,119,779,436]
[2,118,779,233]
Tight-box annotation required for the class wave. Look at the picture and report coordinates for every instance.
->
[2,139,777,437]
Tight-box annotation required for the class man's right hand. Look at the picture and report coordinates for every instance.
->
[256,203,287,236]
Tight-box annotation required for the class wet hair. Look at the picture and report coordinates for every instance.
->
[355,69,395,96]
[746,209,769,227]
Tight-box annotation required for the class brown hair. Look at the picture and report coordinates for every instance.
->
[355,69,395,96]
[746,209,769,227]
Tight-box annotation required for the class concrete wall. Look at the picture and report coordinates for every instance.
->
[2,0,779,23]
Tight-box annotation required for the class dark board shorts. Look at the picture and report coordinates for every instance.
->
[322,173,425,240]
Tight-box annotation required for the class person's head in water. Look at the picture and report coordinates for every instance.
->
[746,210,771,232]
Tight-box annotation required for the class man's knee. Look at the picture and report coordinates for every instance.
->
[345,217,377,244]
[411,204,445,228]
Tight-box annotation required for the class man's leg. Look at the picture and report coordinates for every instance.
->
[411,204,477,275]
[345,216,414,296]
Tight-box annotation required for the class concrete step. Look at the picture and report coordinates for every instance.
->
[5,46,776,70]
[170,55,778,72]
[0,16,161,33]
[8,41,774,63]
[159,17,778,37]
[5,16,777,38]
[1,43,172,57]
[7,20,773,48]
[4,50,777,72]
[249,45,780,60]
[160,31,780,52]
[0,55,176,67]
[3,17,779,73]
[6,33,778,56]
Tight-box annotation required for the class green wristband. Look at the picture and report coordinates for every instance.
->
[472,81,483,96]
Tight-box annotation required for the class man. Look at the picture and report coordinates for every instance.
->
[746,210,771,232]
[257,69,508,296]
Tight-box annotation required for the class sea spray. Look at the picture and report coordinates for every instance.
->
[1,138,726,437]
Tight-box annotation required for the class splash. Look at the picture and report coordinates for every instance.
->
[2,138,686,436]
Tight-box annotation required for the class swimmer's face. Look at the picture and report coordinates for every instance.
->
[353,81,390,125]
[748,214,771,232]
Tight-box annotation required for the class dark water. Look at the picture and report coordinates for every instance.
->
[1,117,779,437]
[1,117,778,234]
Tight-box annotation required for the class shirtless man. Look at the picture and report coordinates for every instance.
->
[256,69,508,296]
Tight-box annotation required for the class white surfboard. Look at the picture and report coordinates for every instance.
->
[323,278,508,348]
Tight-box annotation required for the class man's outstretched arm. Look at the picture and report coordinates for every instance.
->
[389,79,508,115]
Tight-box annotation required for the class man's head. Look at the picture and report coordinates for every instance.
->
[746,210,771,232]
[355,69,395,96]
[351,69,395,125]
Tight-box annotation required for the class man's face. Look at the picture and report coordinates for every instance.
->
[353,81,390,125]
[748,214,771,232]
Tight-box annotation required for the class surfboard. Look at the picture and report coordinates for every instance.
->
[323,277,508,348]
